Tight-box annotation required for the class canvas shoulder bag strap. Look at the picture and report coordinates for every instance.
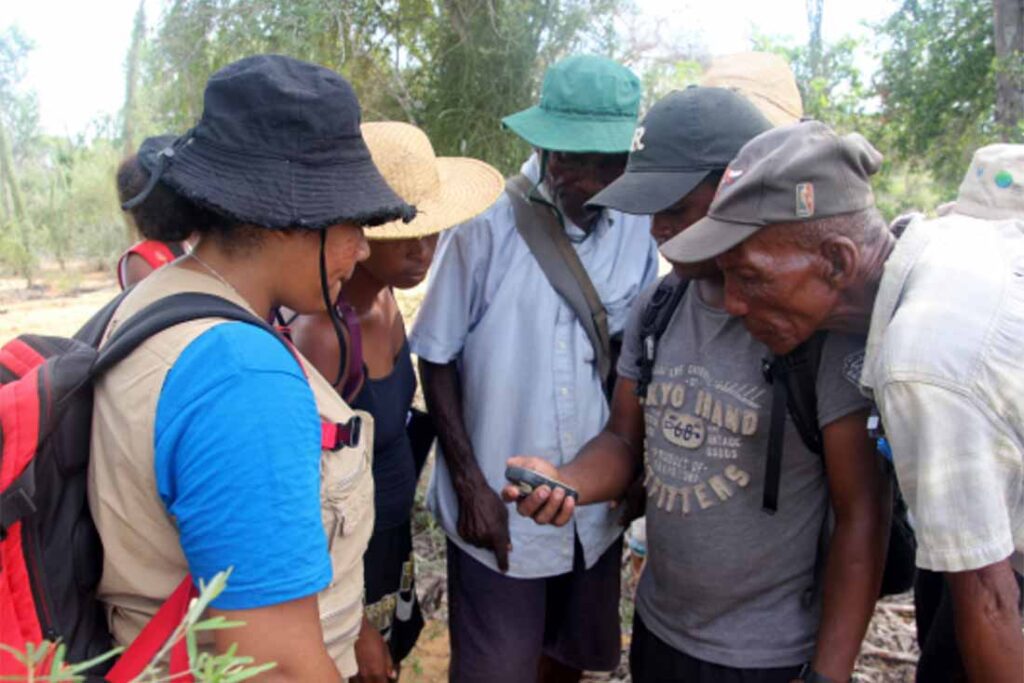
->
[506,173,612,383]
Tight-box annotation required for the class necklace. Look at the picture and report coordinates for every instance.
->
[188,250,241,296]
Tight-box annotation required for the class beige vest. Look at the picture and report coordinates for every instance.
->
[87,265,374,676]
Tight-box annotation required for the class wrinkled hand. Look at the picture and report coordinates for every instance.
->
[351,615,395,682]
[456,477,512,572]
[500,456,577,528]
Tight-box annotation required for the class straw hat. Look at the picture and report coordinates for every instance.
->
[361,121,504,240]
[701,52,804,127]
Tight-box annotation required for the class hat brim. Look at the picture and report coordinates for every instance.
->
[502,106,636,153]
[368,157,505,240]
[163,138,414,230]
[659,215,762,264]
[586,169,711,215]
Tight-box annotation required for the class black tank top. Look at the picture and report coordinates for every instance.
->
[351,338,418,531]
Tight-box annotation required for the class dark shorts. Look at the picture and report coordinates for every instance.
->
[629,613,802,683]
[363,519,425,663]
[446,536,622,683]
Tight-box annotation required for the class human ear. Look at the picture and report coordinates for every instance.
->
[820,236,859,289]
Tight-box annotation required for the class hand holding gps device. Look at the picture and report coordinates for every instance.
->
[504,465,579,502]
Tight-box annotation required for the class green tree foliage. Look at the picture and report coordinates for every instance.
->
[875,0,1005,193]
[423,0,619,173]
[142,0,620,175]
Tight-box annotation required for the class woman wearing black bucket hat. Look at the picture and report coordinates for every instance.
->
[89,54,413,680]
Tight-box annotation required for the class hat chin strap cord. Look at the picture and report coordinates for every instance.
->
[319,230,351,390]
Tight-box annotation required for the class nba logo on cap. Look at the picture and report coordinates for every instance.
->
[796,182,815,217]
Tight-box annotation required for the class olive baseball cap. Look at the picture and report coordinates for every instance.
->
[501,54,641,153]
[660,120,883,263]
[587,86,772,214]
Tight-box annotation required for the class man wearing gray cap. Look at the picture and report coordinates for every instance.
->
[504,91,889,683]
[663,123,1024,682]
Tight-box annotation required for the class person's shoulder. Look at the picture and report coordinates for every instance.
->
[817,331,868,389]
[606,209,652,233]
[448,190,516,243]
[178,322,302,379]
[630,272,686,321]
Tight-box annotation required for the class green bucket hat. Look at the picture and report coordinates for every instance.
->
[502,55,641,153]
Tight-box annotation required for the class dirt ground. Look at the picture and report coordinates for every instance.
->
[2,268,920,682]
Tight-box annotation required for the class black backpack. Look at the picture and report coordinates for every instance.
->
[634,275,917,599]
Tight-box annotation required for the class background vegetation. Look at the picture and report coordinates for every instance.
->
[0,0,1021,283]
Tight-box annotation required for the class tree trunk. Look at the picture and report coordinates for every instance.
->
[0,118,34,286]
[806,0,825,80]
[120,0,146,244]
[122,0,146,158]
[993,0,1024,137]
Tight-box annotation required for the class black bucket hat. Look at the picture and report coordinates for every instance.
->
[137,134,177,173]
[131,54,415,230]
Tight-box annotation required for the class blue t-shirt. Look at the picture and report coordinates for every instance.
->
[154,322,331,610]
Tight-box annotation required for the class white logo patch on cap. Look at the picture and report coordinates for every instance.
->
[631,126,646,152]
[796,182,815,218]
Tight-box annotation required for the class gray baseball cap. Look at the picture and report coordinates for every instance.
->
[660,120,883,263]
[587,86,772,214]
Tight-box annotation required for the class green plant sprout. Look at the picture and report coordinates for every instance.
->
[0,569,277,683]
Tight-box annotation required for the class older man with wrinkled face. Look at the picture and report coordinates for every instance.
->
[663,124,1024,683]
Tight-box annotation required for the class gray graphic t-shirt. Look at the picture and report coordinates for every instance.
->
[618,274,870,668]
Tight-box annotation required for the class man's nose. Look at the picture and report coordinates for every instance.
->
[723,282,748,317]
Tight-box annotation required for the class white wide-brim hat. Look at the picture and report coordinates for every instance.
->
[360,122,504,240]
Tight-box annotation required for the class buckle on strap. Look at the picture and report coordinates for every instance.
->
[321,416,362,451]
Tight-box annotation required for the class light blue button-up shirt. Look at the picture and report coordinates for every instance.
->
[410,157,658,578]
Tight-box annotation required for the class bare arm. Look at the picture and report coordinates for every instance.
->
[211,595,342,682]
[947,559,1024,682]
[419,357,511,571]
[502,376,645,525]
[810,409,889,681]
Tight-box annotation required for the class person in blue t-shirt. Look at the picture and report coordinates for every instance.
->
[89,55,415,681]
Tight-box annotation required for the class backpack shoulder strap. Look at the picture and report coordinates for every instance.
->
[92,292,284,378]
[761,330,828,513]
[506,173,613,383]
[91,292,363,451]
[73,290,131,346]
[634,274,689,398]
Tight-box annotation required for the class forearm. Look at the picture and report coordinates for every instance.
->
[559,429,640,505]
[418,358,484,494]
[811,512,887,680]
[948,559,1024,682]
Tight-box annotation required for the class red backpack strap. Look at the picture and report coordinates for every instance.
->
[105,576,197,683]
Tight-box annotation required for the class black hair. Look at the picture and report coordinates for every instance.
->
[116,154,222,242]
